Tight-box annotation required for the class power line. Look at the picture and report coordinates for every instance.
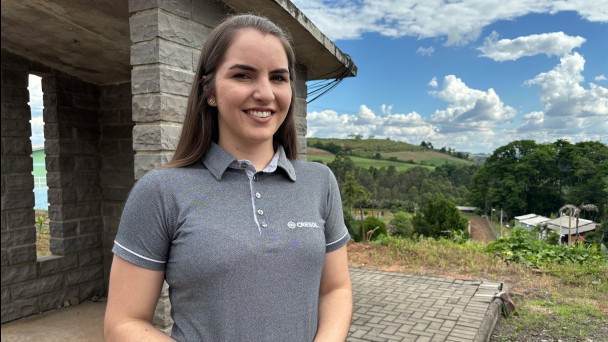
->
[307,54,356,103]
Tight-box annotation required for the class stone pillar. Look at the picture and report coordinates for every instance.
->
[128,0,228,334]
[1,51,39,322]
[43,75,102,256]
[294,65,308,159]
[129,1,213,178]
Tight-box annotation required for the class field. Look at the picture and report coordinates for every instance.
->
[306,138,478,169]
[307,151,434,171]
[382,150,474,166]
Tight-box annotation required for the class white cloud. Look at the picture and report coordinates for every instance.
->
[306,105,439,144]
[429,75,517,131]
[292,0,607,45]
[428,77,438,88]
[380,104,393,115]
[28,75,43,114]
[517,53,608,140]
[416,46,435,56]
[595,74,607,82]
[525,52,608,118]
[478,31,586,61]
[28,75,44,148]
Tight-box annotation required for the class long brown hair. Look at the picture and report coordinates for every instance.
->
[166,14,298,168]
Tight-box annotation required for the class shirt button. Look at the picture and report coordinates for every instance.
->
[253,175,258,181]
[255,192,261,199]
[257,209,264,215]
[261,223,268,228]
[240,163,247,169]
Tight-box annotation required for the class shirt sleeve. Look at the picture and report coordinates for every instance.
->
[323,167,350,253]
[112,170,173,270]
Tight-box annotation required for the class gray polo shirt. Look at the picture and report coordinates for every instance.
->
[112,143,350,342]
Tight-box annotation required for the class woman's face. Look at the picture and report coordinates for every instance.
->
[212,28,292,151]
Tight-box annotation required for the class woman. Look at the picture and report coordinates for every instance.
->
[104,14,352,341]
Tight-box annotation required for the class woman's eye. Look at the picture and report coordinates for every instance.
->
[233,73,251,80]
[271,75,288,82]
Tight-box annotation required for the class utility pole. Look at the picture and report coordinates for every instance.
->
[568,214,572,247]
[500,209,503,237]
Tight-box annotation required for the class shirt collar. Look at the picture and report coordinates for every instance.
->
[202,143,296,182]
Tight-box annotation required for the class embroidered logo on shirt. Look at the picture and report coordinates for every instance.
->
[287,221,319,229]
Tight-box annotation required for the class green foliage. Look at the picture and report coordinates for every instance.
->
[343,209,361,242]
[36,215,47,234]
[486,227,606,268]
[412,199,468,238]
[469,139,608,220]
[388,211,414,238]
[363,216,387,241]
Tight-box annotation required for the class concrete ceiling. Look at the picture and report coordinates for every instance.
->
[1,0,132,85]
[1,0,356,86]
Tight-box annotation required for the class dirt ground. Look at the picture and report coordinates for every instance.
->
[468,215,494,243]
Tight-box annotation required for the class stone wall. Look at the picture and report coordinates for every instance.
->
[1,51,133,323]
[99,82,135,288]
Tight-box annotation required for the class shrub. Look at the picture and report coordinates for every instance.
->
[388,211,414,238]
[343,209,361,242]
[363,216,386,241]
[412,198,468,238]
[486,227,605,268]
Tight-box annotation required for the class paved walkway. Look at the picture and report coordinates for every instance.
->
[1,268,504,342]
[348,269,503,342]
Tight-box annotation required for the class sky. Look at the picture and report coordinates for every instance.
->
[28,0,608,154]
[292,0,608,153]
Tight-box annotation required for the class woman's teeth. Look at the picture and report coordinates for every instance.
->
[247,110,272,118]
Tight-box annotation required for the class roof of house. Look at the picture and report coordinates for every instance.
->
[544,215,598,235]
[519,215,552,227]
[515,213,538,221]
[1,0,356,85]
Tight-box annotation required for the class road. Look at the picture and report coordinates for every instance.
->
[468,215,494,243]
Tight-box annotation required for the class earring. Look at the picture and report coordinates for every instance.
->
[208,98,216,106]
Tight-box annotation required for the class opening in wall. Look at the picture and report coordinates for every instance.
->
[28,74,50,257]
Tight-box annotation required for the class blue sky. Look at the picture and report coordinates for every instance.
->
[293,0,608,153]
[29,1,608,154]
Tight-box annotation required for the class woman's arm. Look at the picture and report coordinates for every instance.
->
[315,245,353,341]
[104,255,174,341]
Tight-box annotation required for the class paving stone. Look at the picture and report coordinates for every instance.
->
[347,268,502,342]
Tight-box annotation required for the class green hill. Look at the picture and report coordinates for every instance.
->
[307,138,477,169]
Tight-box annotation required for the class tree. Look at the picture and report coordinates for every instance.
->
[341,172,370,241]
[388,211,414,238]
[327,152,355,184]
[412,199,468,238]
[343,209,360,242]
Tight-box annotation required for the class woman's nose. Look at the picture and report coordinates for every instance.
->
[253,79,275,102]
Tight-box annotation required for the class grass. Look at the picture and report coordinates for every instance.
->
[35,209,51,257]
[347,237,608,341]
[383,150,476,166]
[307,154,435,172]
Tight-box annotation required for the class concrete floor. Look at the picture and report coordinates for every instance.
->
[1,300,105,342]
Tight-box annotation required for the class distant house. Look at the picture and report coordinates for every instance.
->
[515,213,598,243]
[457,206,478,213]
[517,214,551,230]
[514,213,538,225]
[545,215,599,243]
